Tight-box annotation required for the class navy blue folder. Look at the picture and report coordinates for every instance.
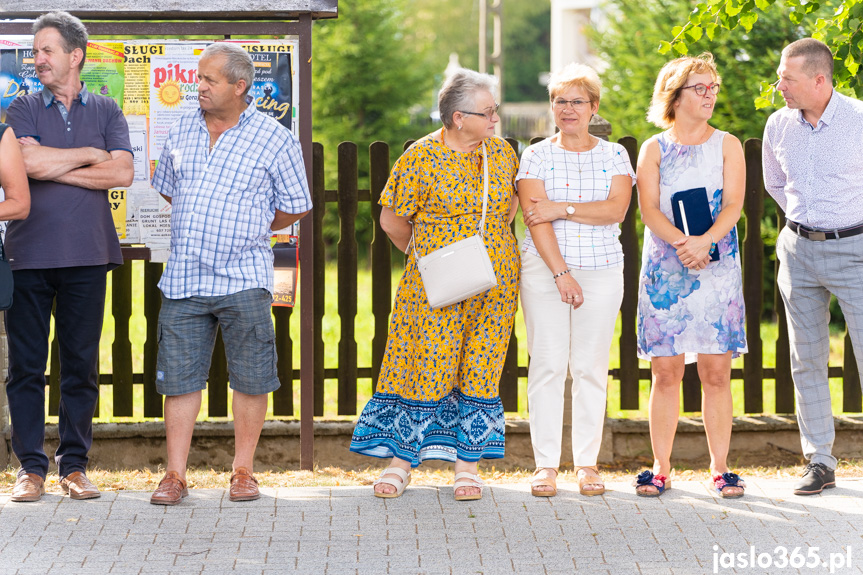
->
[670,187,719,262]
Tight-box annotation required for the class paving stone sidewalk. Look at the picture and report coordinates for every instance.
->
[1,478,862,575]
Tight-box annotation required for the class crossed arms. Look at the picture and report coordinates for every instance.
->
[19,136,134,190]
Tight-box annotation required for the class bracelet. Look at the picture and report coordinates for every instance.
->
[706,231,716,250]
[552,269,571,280]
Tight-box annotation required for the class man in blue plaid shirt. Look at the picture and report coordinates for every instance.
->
[149,42,311,505]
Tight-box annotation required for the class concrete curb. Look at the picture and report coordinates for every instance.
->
[6,415,863,471]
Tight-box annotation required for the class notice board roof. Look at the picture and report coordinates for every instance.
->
[0,0,338,20]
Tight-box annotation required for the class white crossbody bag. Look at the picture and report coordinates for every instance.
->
[411,141,498,309]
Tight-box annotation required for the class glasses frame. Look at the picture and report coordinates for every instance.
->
[681,82,721,96]
[552,98,593,110]
[458,103,500,121]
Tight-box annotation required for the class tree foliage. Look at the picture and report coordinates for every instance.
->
[312,0,437,257]
[663,0,861,106]
[594,0,805,143]
[312,0,435,172]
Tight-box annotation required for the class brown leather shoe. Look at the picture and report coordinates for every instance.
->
[60,471,101,500]
[229,467,260,502]
[150,471,188,506]
[11,473,45,502]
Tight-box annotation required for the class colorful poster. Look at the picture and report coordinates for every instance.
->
[148,53,200,173]
[272,236,299,307]
[109,188,127,239]
[82,42,125,107]
[123,42,164,116]
[0,47,41,122]
[240,42,298,134]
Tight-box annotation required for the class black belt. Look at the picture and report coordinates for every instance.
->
[786,220,863,241]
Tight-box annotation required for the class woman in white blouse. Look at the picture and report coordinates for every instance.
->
[516,63,633,497]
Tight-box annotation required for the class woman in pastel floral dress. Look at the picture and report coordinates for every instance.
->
[634,53,748,498]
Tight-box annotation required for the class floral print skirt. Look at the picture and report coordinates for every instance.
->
[636,228,747,363]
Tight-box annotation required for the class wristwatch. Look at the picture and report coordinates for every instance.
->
[565,203,576,217]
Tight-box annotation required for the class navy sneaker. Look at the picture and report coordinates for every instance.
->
[793,462,836,495]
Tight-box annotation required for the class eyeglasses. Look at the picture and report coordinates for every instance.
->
[459,103,500,121]
[681,82,721,96]
[552,98,592,110]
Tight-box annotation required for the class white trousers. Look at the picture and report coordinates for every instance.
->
[520,252,623,468]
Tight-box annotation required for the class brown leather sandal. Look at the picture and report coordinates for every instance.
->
[576,466,605,496]
[530,468,558,497]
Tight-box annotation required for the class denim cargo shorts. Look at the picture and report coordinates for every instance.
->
[155,288,280,396]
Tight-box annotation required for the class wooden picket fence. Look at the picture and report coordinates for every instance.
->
[43,136,862,420]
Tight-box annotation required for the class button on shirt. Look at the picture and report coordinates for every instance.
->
[763,90,863,229]
[152,100,312,299]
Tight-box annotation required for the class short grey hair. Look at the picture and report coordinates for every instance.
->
[200,43,255,96]
[33,11,88,71]
[438,68,499,130]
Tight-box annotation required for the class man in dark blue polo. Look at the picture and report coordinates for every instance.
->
[4,11,133,502]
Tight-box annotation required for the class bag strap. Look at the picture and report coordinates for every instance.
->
[409,139,490,258]
[477,140,489,239]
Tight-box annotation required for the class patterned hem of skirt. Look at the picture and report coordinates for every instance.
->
[349,390,506,467]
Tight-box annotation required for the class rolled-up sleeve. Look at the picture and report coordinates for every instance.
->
[272,134,312,214]
[151,131,177,198]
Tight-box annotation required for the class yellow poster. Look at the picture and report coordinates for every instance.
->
[123,43,165,116]
[109,188,127,239]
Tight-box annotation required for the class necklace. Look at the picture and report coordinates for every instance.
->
[557,135,596,172]
[576,148,590,173]
[670,125,711,146]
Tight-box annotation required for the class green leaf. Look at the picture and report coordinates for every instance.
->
[740,12,759,31]
[754,0,769,9]
[671,25,685,37]
[658,40,673,54]
[845,51,860,75]
[672,41,689,54]
[789,11,803,24]
[726,2,743,17]
[805,2,820,14]
[754,96,774,109]
[704,22,719,40]
[687,25,704,41]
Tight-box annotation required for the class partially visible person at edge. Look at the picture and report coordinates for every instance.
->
[634,53,748,499]
[349,68,520,501]
[148,42,311,506]
[763,38,863,496]
[4,10,133,503]
[516,63,632,498]
[0,123,31,221]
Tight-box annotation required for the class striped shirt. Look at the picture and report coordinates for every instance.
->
[763,90,863,229]
[516,137,634,269]
[152,99,312,299]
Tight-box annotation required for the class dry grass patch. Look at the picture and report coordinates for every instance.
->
[3,460,863,495]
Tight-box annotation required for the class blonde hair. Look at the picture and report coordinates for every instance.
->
[646,53,721,129]
[547,62,601,103]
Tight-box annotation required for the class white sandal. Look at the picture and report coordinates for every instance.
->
[453,471,485,501]
[373,467,411,499]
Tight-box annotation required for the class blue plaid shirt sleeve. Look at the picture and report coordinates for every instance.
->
[151,130,177,198]
[271,132,312,214]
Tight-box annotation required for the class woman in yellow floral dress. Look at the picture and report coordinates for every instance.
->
[350,69,520,501]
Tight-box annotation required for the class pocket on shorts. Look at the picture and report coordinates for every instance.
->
[254,323,278,381]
